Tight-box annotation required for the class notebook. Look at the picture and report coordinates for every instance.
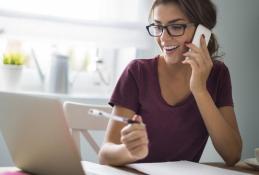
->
[127,161,249,175]
[0,91,85,175]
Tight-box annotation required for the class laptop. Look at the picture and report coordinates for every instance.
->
[0,91,85,175]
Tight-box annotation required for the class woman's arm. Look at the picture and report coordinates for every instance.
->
[98,106,149,166]
[183,36,242,166]
[194,92,242,166]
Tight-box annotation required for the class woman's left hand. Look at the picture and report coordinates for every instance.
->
[182,35,213,95]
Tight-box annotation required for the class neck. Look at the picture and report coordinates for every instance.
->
[159,56,191,79]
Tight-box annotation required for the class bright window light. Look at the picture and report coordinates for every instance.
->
[1,0,140,22]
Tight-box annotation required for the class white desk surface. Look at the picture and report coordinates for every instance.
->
[0,161,258,175]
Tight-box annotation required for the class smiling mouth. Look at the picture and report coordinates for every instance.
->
[163,45,180,53]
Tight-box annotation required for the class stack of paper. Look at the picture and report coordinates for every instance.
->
[82,161,138,175]
[127,161,249,175]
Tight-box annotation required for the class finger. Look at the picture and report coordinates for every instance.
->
[121,130,147,143]
[184,43,205,60]
[123,137,148,149]
[198,37,214,69]
[200,34,206,47]
[183,52,202,67]
[132,114,143,123]
[185,42,202,53]
[200,35,212,61]
[128,141,148,154]
[130,143,148,156]
[126,137,149,150]
[182,57,199,71]
[121,121,146,135]
[184,44,208,66]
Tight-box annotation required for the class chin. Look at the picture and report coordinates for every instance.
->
[164,54,184,65]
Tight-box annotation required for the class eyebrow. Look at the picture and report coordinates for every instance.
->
[153,18,186,24]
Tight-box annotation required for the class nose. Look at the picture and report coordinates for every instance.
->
[160,28,171,41]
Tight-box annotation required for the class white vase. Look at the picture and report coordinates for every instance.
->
[0,64,23,91]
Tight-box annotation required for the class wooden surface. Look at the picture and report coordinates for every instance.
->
[204,161,259,175]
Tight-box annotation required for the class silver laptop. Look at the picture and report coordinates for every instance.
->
[0,91,85,175]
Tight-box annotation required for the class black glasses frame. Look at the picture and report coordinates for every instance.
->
[146,23,195,37]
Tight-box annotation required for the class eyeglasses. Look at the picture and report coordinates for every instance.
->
[146,23,195,37]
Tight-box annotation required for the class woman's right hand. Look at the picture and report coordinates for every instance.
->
[120,115,149,160]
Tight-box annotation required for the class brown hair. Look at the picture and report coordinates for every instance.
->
[149,0,220,58]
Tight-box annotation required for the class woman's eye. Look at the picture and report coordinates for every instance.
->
[154,25,163,30]
[170,25,183,31]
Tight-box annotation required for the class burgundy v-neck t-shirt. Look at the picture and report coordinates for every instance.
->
[109,56,233,163]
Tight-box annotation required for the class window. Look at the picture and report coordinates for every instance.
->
[1,0,140,22]
[0,0,153,94]
[0,0,150,48]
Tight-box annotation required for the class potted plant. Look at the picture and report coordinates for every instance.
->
[0,52,25,91]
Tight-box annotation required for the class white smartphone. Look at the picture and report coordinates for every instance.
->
[191,24,211,47]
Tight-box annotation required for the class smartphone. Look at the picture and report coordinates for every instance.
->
[191,24,212,47]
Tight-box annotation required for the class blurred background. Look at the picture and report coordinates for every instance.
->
[0,0,258,166]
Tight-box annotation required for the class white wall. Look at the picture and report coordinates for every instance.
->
[201,0,259,161]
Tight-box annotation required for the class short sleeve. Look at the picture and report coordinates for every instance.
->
[109,60,140,112]
[215,63,234,107]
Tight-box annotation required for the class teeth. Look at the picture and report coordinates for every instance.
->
[164,46,178,50]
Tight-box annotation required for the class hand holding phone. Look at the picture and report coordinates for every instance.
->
[191,24,211,47]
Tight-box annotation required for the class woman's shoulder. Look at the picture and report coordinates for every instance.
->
[210,59,231,79]
[212,58,229,72]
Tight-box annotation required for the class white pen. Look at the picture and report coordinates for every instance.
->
[88,109,139,124]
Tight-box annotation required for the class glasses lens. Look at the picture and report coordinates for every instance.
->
[167,24,185,36]
[148,25,162,37]
[147,23,191,37]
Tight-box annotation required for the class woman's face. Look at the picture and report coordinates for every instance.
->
[153,3,196,64]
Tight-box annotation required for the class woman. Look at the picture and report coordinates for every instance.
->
[98,0,242,166]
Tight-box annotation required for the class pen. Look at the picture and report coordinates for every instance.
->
[88,109,140,124]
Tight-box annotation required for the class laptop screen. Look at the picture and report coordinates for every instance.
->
[0,91,85,175]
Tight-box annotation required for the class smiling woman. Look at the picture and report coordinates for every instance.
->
[98,0,243,167]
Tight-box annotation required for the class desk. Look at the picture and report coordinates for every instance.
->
[0,161,258,175]
[0,161,142,175]
[204,161,259,175]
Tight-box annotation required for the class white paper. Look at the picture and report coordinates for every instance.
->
[127,161,249,175]
[81,161,137,175]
